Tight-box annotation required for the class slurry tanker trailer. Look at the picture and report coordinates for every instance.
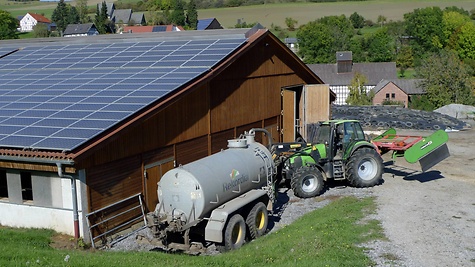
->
[146,129,275,252]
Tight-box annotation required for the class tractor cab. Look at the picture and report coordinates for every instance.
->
[316,120,366,160]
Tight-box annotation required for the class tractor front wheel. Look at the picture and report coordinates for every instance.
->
[346,147,383,187]
[290,166,324,198]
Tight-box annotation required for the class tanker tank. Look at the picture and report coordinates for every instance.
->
[156,132,273,227]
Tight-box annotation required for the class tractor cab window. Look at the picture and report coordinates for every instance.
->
[353,122,366,140]
[315,124,331,144]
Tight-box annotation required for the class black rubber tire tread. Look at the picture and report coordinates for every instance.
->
[346,147,383,187]
[223,214,246,251]
[246,202,268,239]
[290,166,324,198]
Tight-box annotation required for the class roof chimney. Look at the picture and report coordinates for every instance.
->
[336,51,353,73]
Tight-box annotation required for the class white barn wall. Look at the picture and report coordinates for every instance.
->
[0,175,85,236]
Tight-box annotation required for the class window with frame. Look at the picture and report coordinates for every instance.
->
[391,93,396,99]
[20,172,33,202]
[0,170,7,199]
[385,93,390,99]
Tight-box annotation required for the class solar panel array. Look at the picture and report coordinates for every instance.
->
[0,37,246,151]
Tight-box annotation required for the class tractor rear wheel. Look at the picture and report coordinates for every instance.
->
[290,166,324,198]
[246,202,268,239]
[346,147,383,187]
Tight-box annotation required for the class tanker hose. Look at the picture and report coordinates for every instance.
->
[249,128,273,149]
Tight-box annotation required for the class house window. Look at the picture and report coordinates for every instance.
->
[0,170,7,199]
[391,93,396,99]
[385,93,390,99]
[20,172,33,202]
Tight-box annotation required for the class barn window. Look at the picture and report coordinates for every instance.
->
[0,170,7,199]
[391,93,396,99]
[20,172,33,202]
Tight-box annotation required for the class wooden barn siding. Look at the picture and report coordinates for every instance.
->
[86,155,142,210]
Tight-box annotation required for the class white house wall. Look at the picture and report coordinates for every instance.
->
[0,170,85,237]
[331,85,374,105]
[19,14,37,32]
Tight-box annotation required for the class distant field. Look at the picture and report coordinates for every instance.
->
[2,0,475,28]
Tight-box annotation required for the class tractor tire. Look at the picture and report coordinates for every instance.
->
[346,147,383,187]
[290,166,324,198]
[222,214,246,251]
[246,202,268,240]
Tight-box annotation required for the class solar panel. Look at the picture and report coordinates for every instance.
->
[0,36,247,151]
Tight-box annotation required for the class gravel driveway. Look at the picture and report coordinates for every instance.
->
[274,128,475,267]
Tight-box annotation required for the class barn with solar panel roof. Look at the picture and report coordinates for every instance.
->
[0,28,334,245]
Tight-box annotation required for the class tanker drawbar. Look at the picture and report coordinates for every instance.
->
[145,128,276,253]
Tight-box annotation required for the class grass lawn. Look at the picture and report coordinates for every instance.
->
[0,196,387,267]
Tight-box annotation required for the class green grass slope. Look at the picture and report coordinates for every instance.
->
[0,196,386,267]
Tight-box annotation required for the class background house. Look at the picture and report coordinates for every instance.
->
[308,51,397,105]
[372,79,425,108]
[63,23,99,37]
[122,25,184,33]
[197,18,223,30]
[19,13,52,32]
[0,28,334,245]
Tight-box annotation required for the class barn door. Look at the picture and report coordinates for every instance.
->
[144,158,174,212]
[282,89,296,142]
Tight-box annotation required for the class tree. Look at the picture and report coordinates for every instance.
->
[396,46,413,77]
[404,7,445,55]
[318,15,354,53]
[186,0,198,29]
[95,1,108,34]
[170,0,185,26]
[416,50,474,108]
[455,22,475,61]
[285,17,297,31]
[377,15,387,27]
[0,10,18,40]
[52,0,80,35]
[52,0,69,34]
[346,72,373,106]
[69,6,80,25]
[365,27,395,62]
[442,11,470,48]
[349,12,364,29]
[296,21,334,63]
[33,23,49,38]
[76,0,89,23]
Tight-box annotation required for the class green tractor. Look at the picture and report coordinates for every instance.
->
[271,119,450,198]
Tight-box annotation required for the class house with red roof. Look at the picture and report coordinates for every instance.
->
[19,13,52,32]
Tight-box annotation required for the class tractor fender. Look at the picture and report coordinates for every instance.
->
[348,141,378,157]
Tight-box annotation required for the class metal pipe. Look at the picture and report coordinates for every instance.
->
[56,163,80,239]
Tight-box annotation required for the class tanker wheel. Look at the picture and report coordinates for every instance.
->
[246,202,268,239]
[346,147,383,187]
[290,166,324,198]
[222,214,246,251]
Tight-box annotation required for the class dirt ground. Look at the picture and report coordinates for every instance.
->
[368,127,475,266]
